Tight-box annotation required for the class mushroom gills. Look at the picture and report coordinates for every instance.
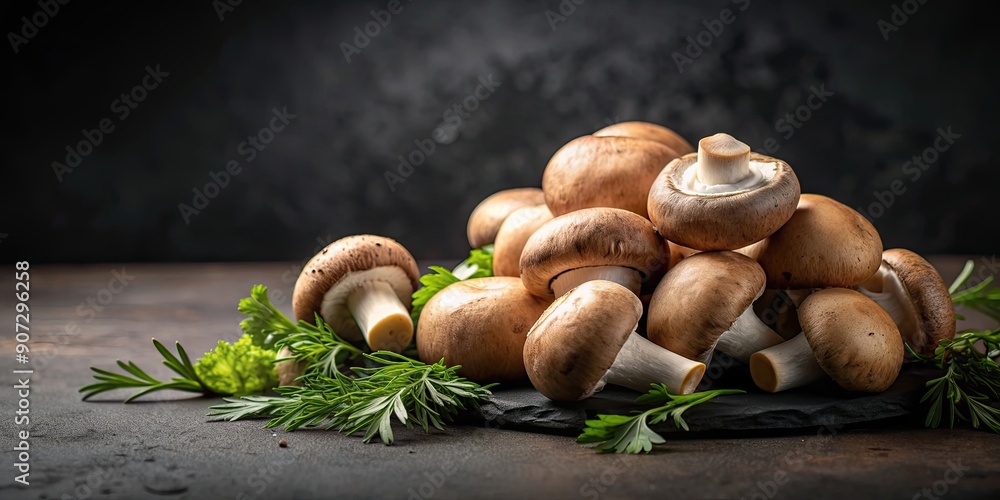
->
[857,265,921,350]
[601,329,706,395]
[714,307,786,364]
[550,266,641,298]
[320,266,415,352]
[749,333,826,392]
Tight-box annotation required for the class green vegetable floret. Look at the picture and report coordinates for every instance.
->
[195,336,279,396]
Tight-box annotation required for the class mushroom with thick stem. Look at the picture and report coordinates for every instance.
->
[492,204,554,277]
[592,121,694,155]
[416,277,551,382]
[519,208,669,299]
[857,248,956,356]
[524,280,706,400]
[467,188,546,248]
[647,252,786,365]
[749,288,904,393]
[647,133,801,251]
[293,235,420,353]
[542,135,681,218]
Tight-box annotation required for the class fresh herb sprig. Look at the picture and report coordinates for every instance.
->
[208,352,494,444]
[273,312,364,379]
[81,339,209,402]
[411,245,493,323]
[577,385,744,454]
[949,260,1000,322]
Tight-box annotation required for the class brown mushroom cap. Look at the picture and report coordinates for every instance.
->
[667,241,699,269]
[523,280,643,401]
[742,194,883,289]
[800,288,904,392]
[592,121,694,155]
[467,188,546,248]
[292,234,420,341]
[647,252,766,361]
[416,277,551,382]
[519,208,669,298]
[865,248,956,355]
[647,151,801,251]
[542,135,680,218]
[492,205,554,277]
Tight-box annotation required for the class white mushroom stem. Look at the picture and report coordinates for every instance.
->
[551,266,641,298]
[749,333,826,392]
[601,331,706,395]
[347,281,413,352]
[696,133,756,186]
[858,266,919,344]
[714,307,787,364]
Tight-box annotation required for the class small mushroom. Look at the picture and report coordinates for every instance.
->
[749,288,904,393]
[416,277,551,382]
[467,188,546,248]
[647,133,801,250]
[647,252,785,365]
[739,194,883,289]
[592,121,694,155]
[542,135,680,218]
[857,248,956,356]
[492,205,554,277]
[519,208,669,299]
[275,346,304,387]
[524,280,706,400]
[293,235,420,353]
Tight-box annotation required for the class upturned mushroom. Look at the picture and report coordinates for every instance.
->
[492,204,554,277]
[739,194,883,289]
[467,188,546,248]
[416,277,551,382]
[749,288,904,393]
[592,121,694,155]
[519,208,669,299]
[542,135,680,218]
[293,235,420,353]
[523,280,706,400]
[647,252,785,365]
[647,133,801,250]
[857,248,956,356]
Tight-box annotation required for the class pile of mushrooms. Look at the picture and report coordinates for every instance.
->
[287,122,956,401]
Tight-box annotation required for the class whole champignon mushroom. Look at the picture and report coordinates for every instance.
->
[647,252,785,364]
[647,133,801,251]
[416,277,551,382]
[293,235,420,353]
[542,135,680,218]
[857,248,956,356]
[492,205,554,277]
[749,288,904,393]
[519,208,669,299]
[740,194,883,289]
[592,121,694,155]
[467,188,546,248]
[524,280,706,400]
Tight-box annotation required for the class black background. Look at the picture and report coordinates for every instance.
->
[3,0,997,263]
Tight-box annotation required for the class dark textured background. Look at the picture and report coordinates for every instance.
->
[3,0,997,263]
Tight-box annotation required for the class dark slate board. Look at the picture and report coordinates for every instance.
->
[466,360,932,435]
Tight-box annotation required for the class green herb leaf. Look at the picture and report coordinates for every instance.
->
[239,284,301,349]
[80,339,209,402]
[950,260,1000,322]
[273,312,364,380]
[411,245,494,323]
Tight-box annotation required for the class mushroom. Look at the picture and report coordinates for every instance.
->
[749,288,904,393]
[519,208,669,299]
[416,277,551,382]
[467,188,546,248]
[293,235,420,353]
[275,346,304,387]
[523,280,706,400]
[647,133,801,251]
[492,205,554,277]
[542,135,680,218]
[667,241,699,269]
[647,252,786,364]
[592,121,694,155]
[857,248,956,356]
[739,194,883,289]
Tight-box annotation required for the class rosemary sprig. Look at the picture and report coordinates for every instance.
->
[274,312,364,379]
[80,339,208,402]
[577,385,744,454]
[949,260,1000,322]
